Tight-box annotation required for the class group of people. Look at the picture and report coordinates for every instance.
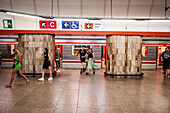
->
[6,48,57,86]
[6,46,97,87]
[76,46,97,75]
[4,46,170,87]
[161,47,170,77]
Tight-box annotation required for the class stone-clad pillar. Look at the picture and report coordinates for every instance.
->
[18,34,54,74]
[106,35,142,76]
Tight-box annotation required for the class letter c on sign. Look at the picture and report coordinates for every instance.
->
[50,22,54,27]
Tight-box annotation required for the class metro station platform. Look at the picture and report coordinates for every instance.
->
[0,69,170,113]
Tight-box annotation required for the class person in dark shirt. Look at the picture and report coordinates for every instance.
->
[85,48,97,75]
[161,47,170,77]
[77,45,87,74]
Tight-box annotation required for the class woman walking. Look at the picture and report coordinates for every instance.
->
[86,48,97,75]
[38,48,53,81]
[6,49,29,87]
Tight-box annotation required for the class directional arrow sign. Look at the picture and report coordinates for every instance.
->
[39,20,48,29]
[3,19,13,29]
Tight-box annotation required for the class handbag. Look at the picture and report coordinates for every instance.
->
[12,61,20,69]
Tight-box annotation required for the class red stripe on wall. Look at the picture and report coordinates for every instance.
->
[2,59,13,62]
[0,41,169,46]
[55,42,106,44]
[0,41,18,43]
[1,30,170,37]
[142,43,170,45]
[142,62,156,64]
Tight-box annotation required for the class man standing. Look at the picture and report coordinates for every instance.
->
[77,46,87,74]
[161,47,170,77]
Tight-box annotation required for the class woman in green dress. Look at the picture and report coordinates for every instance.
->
[6,49,29,87]
[86,48,97,75]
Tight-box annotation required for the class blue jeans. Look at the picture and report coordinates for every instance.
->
[56,61,60,67]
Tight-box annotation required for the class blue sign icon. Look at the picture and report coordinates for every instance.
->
[62,21,79,29]
[71,21,79,29]
[62,21,70,29]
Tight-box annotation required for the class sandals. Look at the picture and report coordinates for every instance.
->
[26,80,30,83]
[5,84,12,87]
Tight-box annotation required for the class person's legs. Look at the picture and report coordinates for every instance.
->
[42,69,45,78]
[58,61,60,72]
[56,61,60,72]
[163,69,166,76]
[6,70,17,86]
[38,69,45,81]
[48,66,52,78]
[86,68,90,75]
[18,70,29,82]
[48,66,53,81]
[163,60,167,77]
[92,67,95,74]
[82,62,84,69]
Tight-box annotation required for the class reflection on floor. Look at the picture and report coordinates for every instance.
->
[0,69,170,113]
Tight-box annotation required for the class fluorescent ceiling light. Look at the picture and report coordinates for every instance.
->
[107,19,170,23]
[147,20,170,22]
[6,12,42,19]
[111,20,137,22]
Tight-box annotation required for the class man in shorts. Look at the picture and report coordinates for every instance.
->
[77,46,87,74]
[161,47,170,77]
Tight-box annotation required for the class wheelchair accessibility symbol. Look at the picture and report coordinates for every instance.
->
[62,21,79,29]
[71,21,79,29]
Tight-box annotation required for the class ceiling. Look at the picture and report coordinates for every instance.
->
[0,0,170,19]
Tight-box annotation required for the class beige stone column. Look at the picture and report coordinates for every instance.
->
[106,35,142,76]
[18,34,54,74]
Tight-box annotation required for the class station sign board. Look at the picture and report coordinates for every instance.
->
[62,21,79,29]
[84,22,102,30]
[84,23,93,29]
[39,20,57,29]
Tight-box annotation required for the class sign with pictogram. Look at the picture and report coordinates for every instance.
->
[48,20,57,29]
[39,20,48,29]
[83,22,102,30]
[62,21,70,29]
[85,23,93,29]
[39,20,57,29]
[62,21,79,29]
[3,19,13,29]
[70,21,79,29]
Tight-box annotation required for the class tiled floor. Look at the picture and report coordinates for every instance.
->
[0,69,170,113]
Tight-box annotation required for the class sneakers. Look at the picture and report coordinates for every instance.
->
[48,77,53,81]
[38,78,44,81]
[56,70,60,73]
[86,72,89,75]
[38,77,53,81]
